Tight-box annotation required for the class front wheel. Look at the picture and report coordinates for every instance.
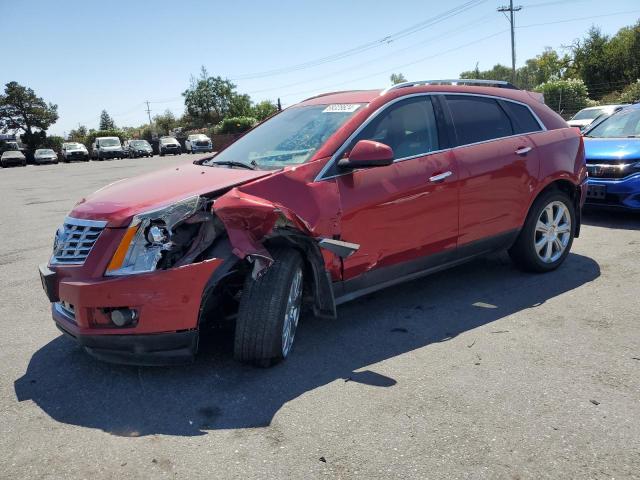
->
[234,248,304,367]
[509,189,575,272]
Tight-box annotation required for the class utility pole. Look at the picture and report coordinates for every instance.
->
[497,0,522,84]
[145,101,152,125]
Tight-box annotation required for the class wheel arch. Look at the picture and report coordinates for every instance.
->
[529,178,582,237]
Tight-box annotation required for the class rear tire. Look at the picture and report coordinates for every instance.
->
[234,248,304,367]
[509,189,575,272]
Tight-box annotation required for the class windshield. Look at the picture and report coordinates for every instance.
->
[99,138,120,147]
[160,138,177,144]
[131,140,150,147]
[586,108,640,138]
[36,149,54,155]
[572,108,608,121]
[205,103,364,169]
[190,135,207,140]
[65,143,82,149]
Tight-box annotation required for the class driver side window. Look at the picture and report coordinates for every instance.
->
[353,96,440,160]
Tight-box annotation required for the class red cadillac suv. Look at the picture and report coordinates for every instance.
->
[39,79,587,366]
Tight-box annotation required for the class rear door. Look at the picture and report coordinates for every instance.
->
[443,94,541,246]
[330,95,459,282]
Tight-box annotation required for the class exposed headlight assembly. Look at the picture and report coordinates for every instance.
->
[105,196,220,276]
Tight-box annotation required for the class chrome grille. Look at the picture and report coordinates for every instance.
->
[51,216,107,265]
[586,160,638,179]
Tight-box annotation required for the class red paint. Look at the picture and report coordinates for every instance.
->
[345,140,394,167]
[46,84,584,341]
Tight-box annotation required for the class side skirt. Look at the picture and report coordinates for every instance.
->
[332,229,519,306]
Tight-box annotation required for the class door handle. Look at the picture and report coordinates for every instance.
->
[429,171,452,183]
[515,146,532,156]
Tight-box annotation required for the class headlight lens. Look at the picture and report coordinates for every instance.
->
[105,196,204,276]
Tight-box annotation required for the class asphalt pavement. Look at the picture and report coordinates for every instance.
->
[1,154,639,479]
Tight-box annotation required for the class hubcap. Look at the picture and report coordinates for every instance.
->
[534,201,571,263]
[282,267,303,357]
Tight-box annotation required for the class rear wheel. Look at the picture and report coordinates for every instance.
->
[509,189,575,272]
[234,248,304,367]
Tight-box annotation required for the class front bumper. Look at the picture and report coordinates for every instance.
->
[40,257,223,365]
[55,320,199,365]
[585,174,640,210]
[99,150,124,159]
[191,145,213,152]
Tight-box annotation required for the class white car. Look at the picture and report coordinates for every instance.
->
[185,134,213,154]
[34,149,59,164]
[61,142,89,162]
[567,105,628,130]
[1,150,26,167]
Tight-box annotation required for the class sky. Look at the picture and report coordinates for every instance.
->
[2,0,639,136]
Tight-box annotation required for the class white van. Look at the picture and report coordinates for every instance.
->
[91,137,125,160]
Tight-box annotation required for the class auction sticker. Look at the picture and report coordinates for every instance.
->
[322,104,361,113]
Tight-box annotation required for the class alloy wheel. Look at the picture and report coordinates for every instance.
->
[534,201,572,263]
[281,267,303,357]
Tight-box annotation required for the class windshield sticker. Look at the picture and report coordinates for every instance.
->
[322,104,360,113]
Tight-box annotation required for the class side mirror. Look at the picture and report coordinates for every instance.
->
[337,139,394,169]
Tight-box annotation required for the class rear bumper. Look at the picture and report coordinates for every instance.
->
[585,175,640,210]
[56,320,198,365]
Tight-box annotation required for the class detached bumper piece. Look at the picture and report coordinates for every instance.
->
[56,321,198,366]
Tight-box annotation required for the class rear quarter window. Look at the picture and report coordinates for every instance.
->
[500,100,543,134]
[445,95,514,145]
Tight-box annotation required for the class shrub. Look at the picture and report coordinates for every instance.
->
[215,117,257,134]
[535,78,590,116]
[618,80,640,103]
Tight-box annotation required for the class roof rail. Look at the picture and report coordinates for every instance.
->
[381,79,518,95]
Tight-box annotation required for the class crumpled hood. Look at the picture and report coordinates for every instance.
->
[70,163,271,227]
[584,137,640,162]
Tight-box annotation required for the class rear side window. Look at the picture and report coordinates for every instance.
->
[500,100,542,134]
[353,96,440,159]
[445,95,513,145]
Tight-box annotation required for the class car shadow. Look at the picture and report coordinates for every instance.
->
[14,252,600,437]
[582,207,639,230]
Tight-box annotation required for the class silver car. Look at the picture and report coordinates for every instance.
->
[34,148,59,164]
[1,150,27,167]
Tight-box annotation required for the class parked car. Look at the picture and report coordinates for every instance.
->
[91,136,125,160]
[158,136,181,156]
[39,79,586,366]
[61,142,89,162]
[582,103,640,210]
[1,150,27,167]
[34,148,59,164]
[567,105,628,130]
[185,133,213,153]
[124,139,154,158]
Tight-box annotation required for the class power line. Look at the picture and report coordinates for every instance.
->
[229,0,487,80]
[518,9,640,28]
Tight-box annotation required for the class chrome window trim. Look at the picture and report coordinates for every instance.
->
[314,92,548,182]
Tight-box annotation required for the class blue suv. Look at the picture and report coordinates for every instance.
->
[583,103,640,210]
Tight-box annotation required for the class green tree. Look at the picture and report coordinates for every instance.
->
[390,73,407,85]
[460,64,513,82]
[0,81,59,149]
[534,78,590,117]
[153,109,178,135]
[252,100,278,121]
[183,67,237,127]
[99,110,116,130]
[68,125,87,144]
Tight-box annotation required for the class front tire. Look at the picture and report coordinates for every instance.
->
[234,248,304,367]
[509,189,575,272]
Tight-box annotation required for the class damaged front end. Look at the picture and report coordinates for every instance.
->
[105,196,224,276]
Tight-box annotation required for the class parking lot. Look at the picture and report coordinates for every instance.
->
[0,155,639,479]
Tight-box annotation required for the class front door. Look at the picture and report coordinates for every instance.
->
[330,95,459,283]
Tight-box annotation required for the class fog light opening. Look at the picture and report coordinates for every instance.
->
[109,308,138,327]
